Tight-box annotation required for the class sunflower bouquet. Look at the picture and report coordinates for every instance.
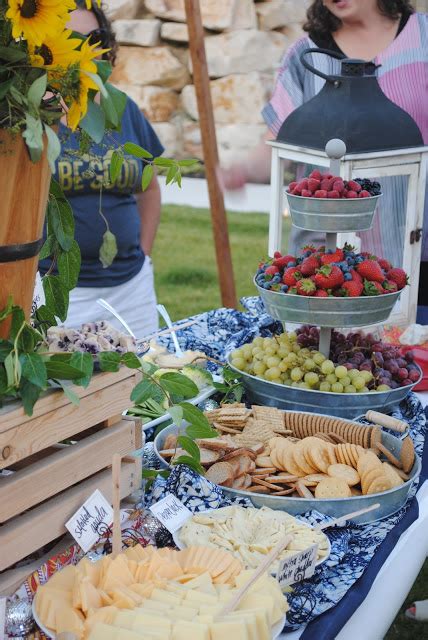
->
[0,0,125,166]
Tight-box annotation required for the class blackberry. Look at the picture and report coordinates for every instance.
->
[355,178,382,196]
[154,527,174,548]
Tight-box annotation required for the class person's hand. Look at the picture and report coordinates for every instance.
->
[217,164,248,191]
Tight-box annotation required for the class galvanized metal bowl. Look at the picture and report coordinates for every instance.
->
[255,280,402,328]
[227,356,422,420]
[154,423,421,524]
[286,192,382,233]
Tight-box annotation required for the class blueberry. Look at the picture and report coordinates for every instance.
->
[272,275,281,283]
[287,261,296,267]
[263,282,272,289]
[344,273,352,281]
[281,284,289,292]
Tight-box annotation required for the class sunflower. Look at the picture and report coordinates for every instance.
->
[29,29,82,70]
[65,38,109,131]
[6,0,76,46]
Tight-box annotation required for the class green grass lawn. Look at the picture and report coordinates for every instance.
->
[153,204,427,637]
[152,204,291,321]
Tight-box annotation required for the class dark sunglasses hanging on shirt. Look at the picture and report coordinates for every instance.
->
[85,27,109,48]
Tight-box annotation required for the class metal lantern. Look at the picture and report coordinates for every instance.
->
[268,49,428,325]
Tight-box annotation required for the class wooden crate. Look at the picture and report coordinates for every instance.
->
[0,370,142,572]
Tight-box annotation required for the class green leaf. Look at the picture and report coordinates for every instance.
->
[104,83,127,127]
[49,177,67,202]
[39,236,57,260]
[99,230,118,268]
[33,305,57,332]
[0,45,27,62]
[0,342,12,363]
[142,164,154,191]
[44,124,61,172]
[185,424,218,440]
[84,71,108,97]
[47,196,74,251]
[0,78,14,101]
[177,435,200,461]
[0,366,8,395]
[80,100,106,143]
[10,306,25,340]
[43,275,68,322]
[95,59,112,84]
[58,381,80,405]
[180,402,213,431]
[174,171,182,188]
[100,90,119,128]
[28,74,47,109]
[0,297,13,324]
[19,325,43,352]
[159,373,198,399]
[169,404,183,426]
[23,114,44,163]
[173,455,205,475]
[121,352,141,369]
[178,159,200,167]
[123,142,153,159]
[4,353,15,388]
[10,85,26,105]
[20,378,41,416]
[21,353,47,388]
[130,379,158,404]
[153,157,174,167]
[45,360,86,380]
[69,352,93,388]
[109,150,124,183]
[57,240,81,290]
[165,165,177,185]
[98,351,121,372]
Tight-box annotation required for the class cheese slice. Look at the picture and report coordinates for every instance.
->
[150,588,182,605]
[210,620,250,640]
[184,590,218,606]
[76,558,101,587]
[169,605,199,621]
[131,612,172,633]
[49,565,77,591]
[238,593,275,625]
[84,606,118,636]
[55,607,84,639]
[80,578,103,613]
[113,609,135,630]
[171,620,210,640]
[141,600,171,612]
[229,608,270,640]
[87,622,118,640]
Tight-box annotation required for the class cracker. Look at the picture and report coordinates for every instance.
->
[382,462,404,489]
[361,467,385,494]
[400,436,415,473]
[252,476,284,491]
[366,475,393,495]
[205,462,235,486]
[328,433,347,445]
[294,440,318,475]
[264,474,300,484]
[199,448,221,465]
[327,463,360,487]
[214,423,241,435]
[395,467,410,481]
[304,473,329,483]
[296,480,314,499]
[252,466,277,475]
[222,448,256,461]
[283,444,307,477]
[315,477,352,499]
[273,488,296,496]
[305,438,332,474]
[247,485,270,494]
[255,455,274,468]
[314,432,335,444]
[376,442,402,469]
[370,426,382,449]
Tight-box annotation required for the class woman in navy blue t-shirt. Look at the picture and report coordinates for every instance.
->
[40,0,164,337]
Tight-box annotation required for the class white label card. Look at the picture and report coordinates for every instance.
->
[31,271,46,314]
[65,489,114,553]
[149,493,192,533]
[277,543,318,587]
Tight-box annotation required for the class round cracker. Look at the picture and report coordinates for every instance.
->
[314,477,352,499]
[382,462,404,489]
[366,475,393,495]
[283,444,307,477]
[361,466,385,494]
[327,463,360,487]
[400,436,415,474]
[294,440,318,475]
[306,440,333,474]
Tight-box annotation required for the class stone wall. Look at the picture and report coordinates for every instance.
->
[107,0,428,164]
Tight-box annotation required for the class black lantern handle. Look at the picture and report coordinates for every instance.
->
[300,48,346,84]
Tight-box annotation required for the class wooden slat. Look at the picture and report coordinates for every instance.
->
[0,368,136,433]
[0,459,140,571]
[0,420,137,523]
[0,377,136,469]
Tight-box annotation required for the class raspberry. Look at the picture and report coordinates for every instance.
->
[314,190,328,198]
[320,178,334,191]
[288,181,297,192]
[327,190,340,199]
[309,170,322,180]
[347,180,362,192]
[332,180,345,193]
[301,189,312,197]
[314,289,328,297]
[292,187,302,195]
[307,178,320,192]
[297,179,309,191]
[359,190,371,198]
[346,190,358,198]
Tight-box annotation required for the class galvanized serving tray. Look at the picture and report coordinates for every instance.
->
[154,421,421,524]
[285,192,381,233]
[256,279,402,327]
[227,356,422,420]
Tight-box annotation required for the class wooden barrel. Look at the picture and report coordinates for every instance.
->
[0,130,51,338]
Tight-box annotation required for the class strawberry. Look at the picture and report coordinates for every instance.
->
[363,280,384,296]
[296,278,317,296]
[314,289,328,297]
[359,190,371,198]
[301,189,312,197]
[320,178,334,191]
[288,181,297,192]
[386,268,408,290]
[332,179,345,193]
[314,265,344,290]
[347,180,362,193]
[264,265,279,277]
[320,248,344,265]
[307,178,320,192]
[350,268,363,283]
[283,267,302,287]
[314,190,328,198]
[309,170,322,181]
[273,254,296,269]
[383,279,398,293]
[302,244,317,254]
[356,259,385,283]
[300,255,321,276]
[346,190,358,198]
[333,288,347,297]
[378,258,392,272]
[327,190,340,198]
[273,251,282,259]
[342,280,363,297]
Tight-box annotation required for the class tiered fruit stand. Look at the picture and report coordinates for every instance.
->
[230,139,421,419]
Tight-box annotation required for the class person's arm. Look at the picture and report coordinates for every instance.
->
[136,173,161,256]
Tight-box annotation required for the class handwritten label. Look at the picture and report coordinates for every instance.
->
[277,543,318,587]
[65,490,114,553]
[149,493,192,533]
[31,272,46,314]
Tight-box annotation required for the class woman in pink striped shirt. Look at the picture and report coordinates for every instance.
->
[221,0,428,320]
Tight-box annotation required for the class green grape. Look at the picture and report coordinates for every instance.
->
[253,361,266,376]
[263,337,273,348]
[277,346,290,358]
[292,343,301,354]
[344,384,357,393]
[231,348,243,359]
[241,344,252,358]
[288,332,297,342]
[376,384,391,391]
[331,382,344,393]
[353,376,366,390]
[299,348,310,358]
[304,358,316,371]
[300,382,311,389]
[340,375,351,387]
[319,381,331,392]
[335,365,348,379]
[357,386,369,393]
[286,352,298,364]
[313,352,326,365]
[304,372,319,386]
[348,368,360,380]
[321,359,335,375]
[326,373,338,384]
[290,367,304,381]
[265,367,281,381]
[360,370,373,383]
[264,347,277,357]
[231,357,246,370]
[251,347,263,358]
[279,360,288,372]
[291,381,300,388]
[253,337,263,347]
[266,356,281,368]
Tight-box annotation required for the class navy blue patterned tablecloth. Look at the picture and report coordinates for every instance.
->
[149,301,428,637]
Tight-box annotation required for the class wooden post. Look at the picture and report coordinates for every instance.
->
[184,0,237,308]
[111,454,122,557]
